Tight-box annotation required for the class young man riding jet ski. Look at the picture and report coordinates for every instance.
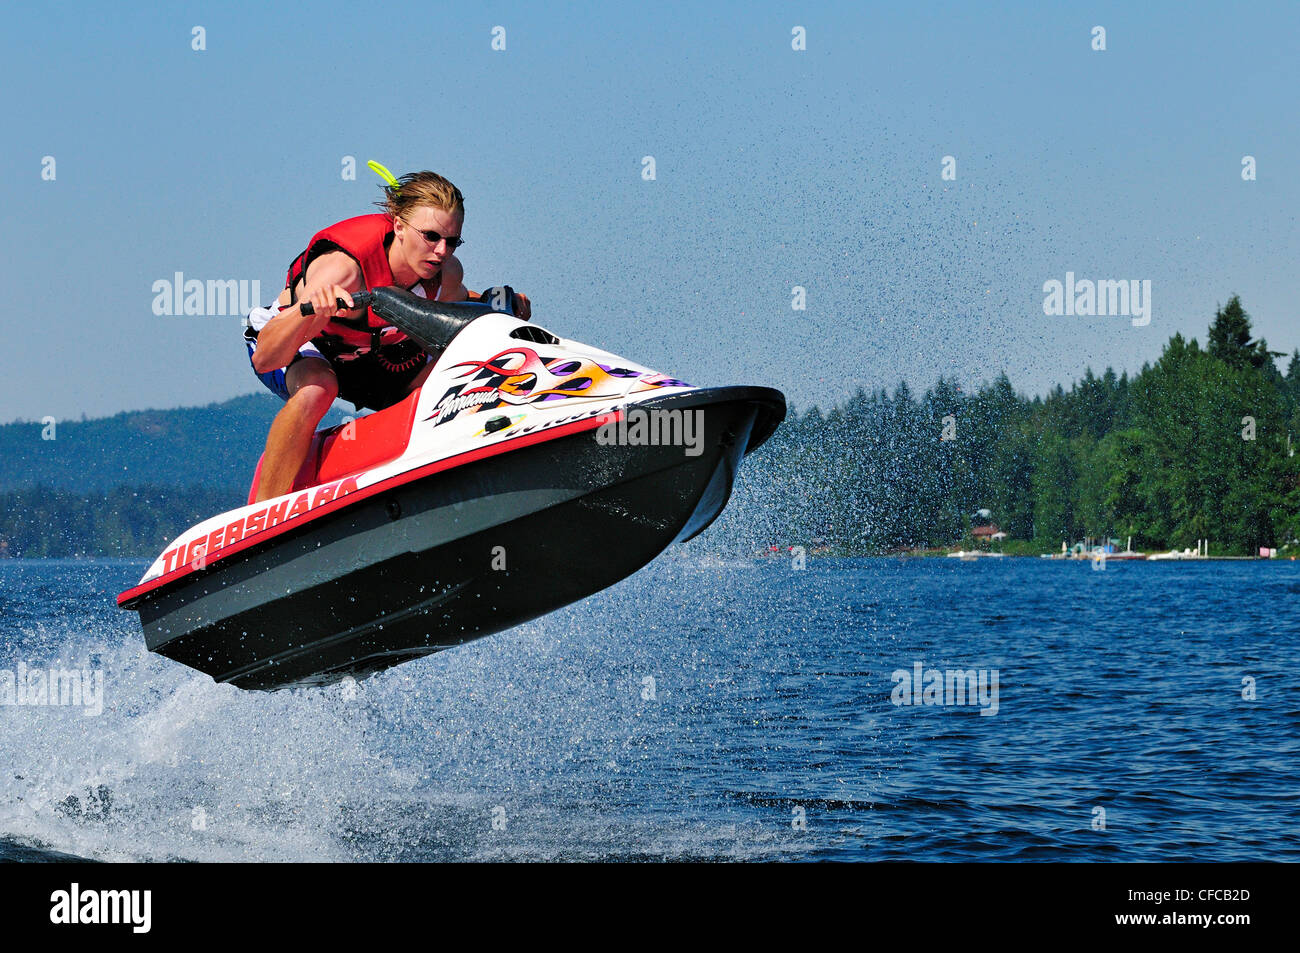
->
[244,169,531,502]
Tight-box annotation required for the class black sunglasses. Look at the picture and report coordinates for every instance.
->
[400,217,465,251]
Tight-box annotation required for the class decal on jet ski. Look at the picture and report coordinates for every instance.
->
[434,387,503,418]
[158,475,360,574]
[495,405,623,440]
[429,346,690,425]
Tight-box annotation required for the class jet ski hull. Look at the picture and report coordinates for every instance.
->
[130,386,781,690]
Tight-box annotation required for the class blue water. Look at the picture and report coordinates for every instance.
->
[1,555,1297,862]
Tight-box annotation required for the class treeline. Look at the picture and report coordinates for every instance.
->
[0,486,239,558]
[711,296,1300,556]
[0,394,352,494]
[0,394,347,557]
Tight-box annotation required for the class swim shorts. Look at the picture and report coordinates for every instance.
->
[243,306,430,411]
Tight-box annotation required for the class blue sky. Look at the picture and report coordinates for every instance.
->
[2,0,1297,423]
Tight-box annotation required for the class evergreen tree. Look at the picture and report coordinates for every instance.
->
[1208,295,1270,370]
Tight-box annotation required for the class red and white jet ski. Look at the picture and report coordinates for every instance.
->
[117,287,785,690]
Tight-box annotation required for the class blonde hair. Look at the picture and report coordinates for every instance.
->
[376,171,465,220]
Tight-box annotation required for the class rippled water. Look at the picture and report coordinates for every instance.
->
[1,555,1297,862]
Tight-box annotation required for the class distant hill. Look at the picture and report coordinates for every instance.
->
[0,394,360,557]
[0,394,355,495]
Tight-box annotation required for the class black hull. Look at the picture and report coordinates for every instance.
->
[131,386,783,690]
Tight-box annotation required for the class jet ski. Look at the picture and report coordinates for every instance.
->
[117,286,785,690]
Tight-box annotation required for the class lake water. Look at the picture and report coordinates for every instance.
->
[1,555,1297,862]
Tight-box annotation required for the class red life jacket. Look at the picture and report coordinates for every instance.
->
[285,214,439,359]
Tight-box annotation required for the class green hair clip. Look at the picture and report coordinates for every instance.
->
[367,160,401,192]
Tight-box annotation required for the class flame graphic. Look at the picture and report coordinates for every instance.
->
[447,347,688,409]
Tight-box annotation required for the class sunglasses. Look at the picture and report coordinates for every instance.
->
[400,217,465,251]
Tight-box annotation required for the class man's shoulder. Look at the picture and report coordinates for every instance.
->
[303,247,365,283]
[316,213,392,238]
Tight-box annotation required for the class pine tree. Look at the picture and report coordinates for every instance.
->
[1207,295,1270,370]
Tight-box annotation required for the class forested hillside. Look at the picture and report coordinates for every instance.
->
[711,296,1300,556]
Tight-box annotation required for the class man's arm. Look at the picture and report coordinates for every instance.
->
[437,255,469,302]
[251,252,364,373]
[440,255,533,319]
[477,285,530,320]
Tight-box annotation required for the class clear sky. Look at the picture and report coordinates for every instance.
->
[2,0,1297,423]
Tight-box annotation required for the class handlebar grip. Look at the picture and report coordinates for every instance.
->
[299,291,373,316]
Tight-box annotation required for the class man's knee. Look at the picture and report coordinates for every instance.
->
[405,359,436,394]
[286,361,339,417]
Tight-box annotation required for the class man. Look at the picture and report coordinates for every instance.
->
[245,170,529,502]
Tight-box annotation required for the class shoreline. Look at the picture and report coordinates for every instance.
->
[749,546,1291,562]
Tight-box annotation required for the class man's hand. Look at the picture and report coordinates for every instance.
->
[512,291,531,321]
[305,283,358,322]
[475,286,531,320]
[253,252,365,374]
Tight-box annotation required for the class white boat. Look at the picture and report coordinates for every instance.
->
[1147,539,1209,561]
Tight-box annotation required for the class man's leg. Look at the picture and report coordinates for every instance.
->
[403,357,436,394]
[255,358,339,502]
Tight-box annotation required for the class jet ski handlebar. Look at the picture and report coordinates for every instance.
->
[298,291,373,317]
[299,285,494,354]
